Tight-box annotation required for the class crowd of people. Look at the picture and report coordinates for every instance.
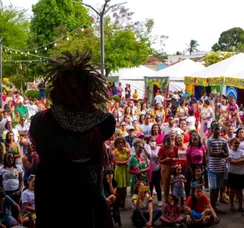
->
[0,90,47,227]
[104,87,244,227]
[0,53,244,227]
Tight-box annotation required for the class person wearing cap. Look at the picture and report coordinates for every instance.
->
[21,174,36,227]
[125,126,136,148]
[0,187,22,227]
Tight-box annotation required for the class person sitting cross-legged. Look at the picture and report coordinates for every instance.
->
[21,174,36,228]
[0,187,22,228]
[131,181,162,228]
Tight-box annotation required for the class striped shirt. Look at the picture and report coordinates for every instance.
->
[207,137,228,173]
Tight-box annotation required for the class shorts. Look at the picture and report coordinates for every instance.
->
[0,215,16,227]
[208,171,225,190]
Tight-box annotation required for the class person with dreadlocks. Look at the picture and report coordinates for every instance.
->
[30,51,116,228]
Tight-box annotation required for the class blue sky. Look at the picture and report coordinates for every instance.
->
[3,0,244,54]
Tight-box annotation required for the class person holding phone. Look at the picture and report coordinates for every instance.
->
[131,182,162,228]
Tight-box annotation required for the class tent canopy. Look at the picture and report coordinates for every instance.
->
[188,53,244,78]
[147,59,205,81]
[109,65,156,80]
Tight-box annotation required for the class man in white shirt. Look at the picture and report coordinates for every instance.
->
[162,114,182,135]
[25,99,38,119]
[140,114,153,135]
[154,94,164,107]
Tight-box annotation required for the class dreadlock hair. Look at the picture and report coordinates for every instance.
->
[45,50,109,111]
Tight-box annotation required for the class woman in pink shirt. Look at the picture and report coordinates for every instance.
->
[185,132,207,197]
[150,124,165,146]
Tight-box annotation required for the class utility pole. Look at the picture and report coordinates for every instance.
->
[73,0,127,77]
[0,37,3,108]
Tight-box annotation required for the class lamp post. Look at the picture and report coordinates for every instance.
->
[73,0,127,77]
[0,37,3,108]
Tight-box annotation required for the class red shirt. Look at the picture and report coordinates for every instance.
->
[158,146,178,165]
[186,194,210,213]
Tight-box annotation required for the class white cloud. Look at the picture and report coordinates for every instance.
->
[3,0,244,54]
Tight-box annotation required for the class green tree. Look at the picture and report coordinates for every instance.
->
[30,0,91,46]
[202,51,234,67]
[186,40,199,54]
[212,27,244,51]
[175,51,182,55]
[0,5,29,48]
[51,4,157,76]
[0,4,33,90]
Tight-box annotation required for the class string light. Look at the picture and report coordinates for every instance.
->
[17,24,89,52]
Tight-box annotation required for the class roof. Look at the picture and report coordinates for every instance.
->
[147,59,205,80]
[109,65,156,80]
[188,53,244,78]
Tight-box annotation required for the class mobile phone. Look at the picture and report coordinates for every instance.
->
[140,186,150,192]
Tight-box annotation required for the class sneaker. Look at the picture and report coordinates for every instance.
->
[158,201,163,207]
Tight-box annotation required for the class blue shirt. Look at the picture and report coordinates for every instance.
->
[0,195,15,218]
[125,135,136,148]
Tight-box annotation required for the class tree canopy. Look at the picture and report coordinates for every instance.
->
[186,40,199,54]
[202,51,234,67]
[30,0,91,46]
[212,27,244,52]
[50,3,157,76]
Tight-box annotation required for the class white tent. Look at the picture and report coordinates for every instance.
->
[109,66,156,98]
[147,59,205,92]
[148,58,205,80]
[188,53,244,78]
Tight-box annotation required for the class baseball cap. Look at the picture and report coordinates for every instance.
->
[136,132,144,138]
[126,126,135,131]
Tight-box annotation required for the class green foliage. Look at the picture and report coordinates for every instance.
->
[202,51,234,67]
[25,89,39,99]
[0,5,29,48]
[52,4,156,76]
[9,74,27,92]
[30,0,91,46]
[212,27,244,51]
[111,96,121,102]
[186,40,199,54]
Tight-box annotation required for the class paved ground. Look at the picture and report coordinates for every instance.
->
[115,189,244,228]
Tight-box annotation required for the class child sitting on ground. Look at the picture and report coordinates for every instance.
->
[160,194,183,226]
[184,205,211,224]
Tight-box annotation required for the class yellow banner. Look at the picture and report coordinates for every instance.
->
[185,84,194,95]
[184,76,224,87]
[225,77,244,89]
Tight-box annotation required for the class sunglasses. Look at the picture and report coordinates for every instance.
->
[121,125,126,126]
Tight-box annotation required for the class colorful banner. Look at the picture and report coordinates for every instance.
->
[225,77,244,89]
[184,76,224,87]
[144,77,169,105]
[185,84,194,96]
[226,86,238,99]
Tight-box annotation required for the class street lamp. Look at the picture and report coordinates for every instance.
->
[73,0,127,77]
